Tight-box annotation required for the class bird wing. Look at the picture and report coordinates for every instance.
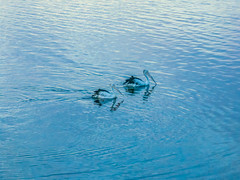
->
[124,76,143,85]
[94,89,109,95]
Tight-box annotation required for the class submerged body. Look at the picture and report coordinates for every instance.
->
[123,70,157,88]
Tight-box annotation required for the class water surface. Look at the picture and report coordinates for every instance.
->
[1,0,240,179]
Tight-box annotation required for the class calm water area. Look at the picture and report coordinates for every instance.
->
[1,0,240,179]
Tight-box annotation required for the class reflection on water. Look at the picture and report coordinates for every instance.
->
[93,98,124,112]
[124,86,147,94]
[143,85,157,101]
[110,100,124,112]
[124,84,157,102]
[1,0,240,179]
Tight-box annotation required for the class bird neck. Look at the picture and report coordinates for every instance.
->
[144,73,150,85]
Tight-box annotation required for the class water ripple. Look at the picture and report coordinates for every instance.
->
[1,0,240,179]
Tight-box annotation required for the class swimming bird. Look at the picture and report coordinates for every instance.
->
[123,70,157,88]
[92,84,123,99]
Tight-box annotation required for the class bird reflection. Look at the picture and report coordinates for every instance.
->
[124,86,146,94]
[93,98,124,111]
[124,84,157,101]
[110,100,124,112]
[143,84,157,101]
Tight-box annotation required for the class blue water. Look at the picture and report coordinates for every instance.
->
[1,0,240,179]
